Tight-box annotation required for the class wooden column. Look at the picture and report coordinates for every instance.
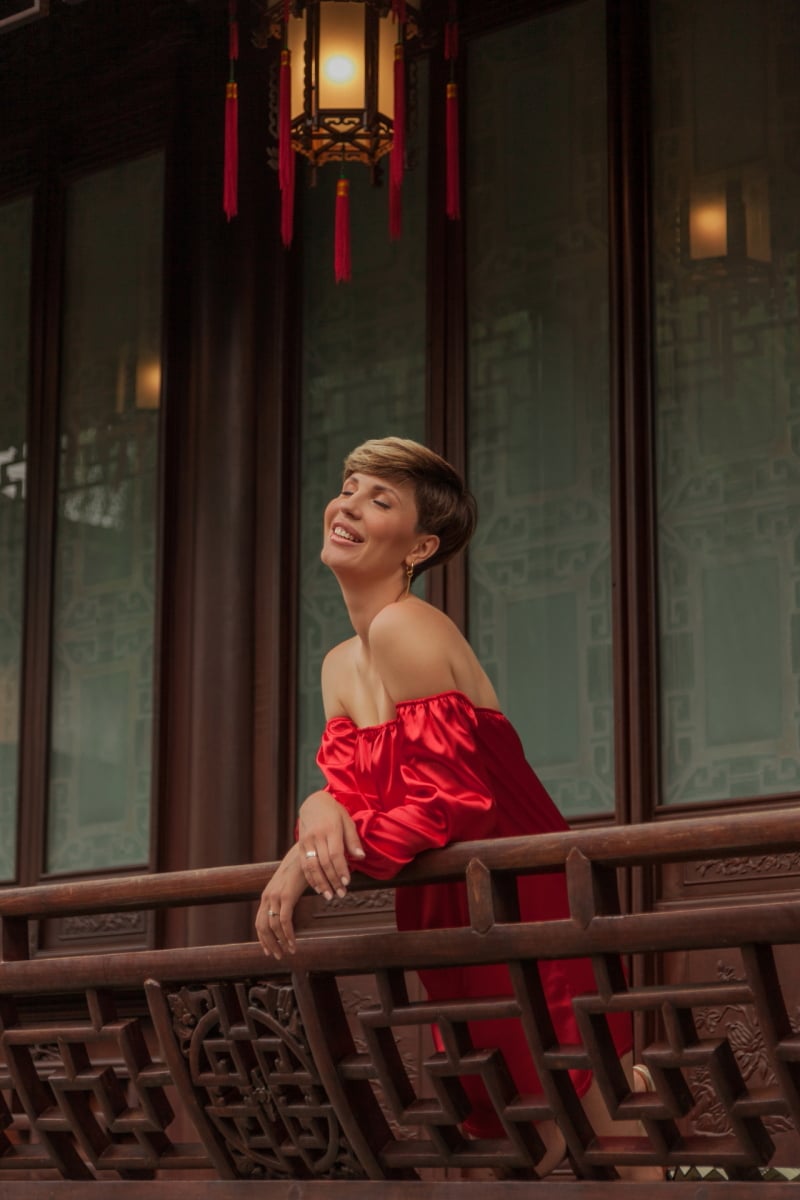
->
[158,1,283,947]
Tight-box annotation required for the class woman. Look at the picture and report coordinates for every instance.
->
[256,437,654,1172]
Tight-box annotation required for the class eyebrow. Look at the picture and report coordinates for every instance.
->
[348,475,402,500]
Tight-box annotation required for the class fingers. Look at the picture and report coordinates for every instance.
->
[296,796,366,898]
[298,814,365,898]
[342,811,366,861]
[276,898,296,956]
[298,839,349,900]
[256,895,296,961]
[299,846,335,901]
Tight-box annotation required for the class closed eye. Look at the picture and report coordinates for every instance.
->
[374,499,390,510]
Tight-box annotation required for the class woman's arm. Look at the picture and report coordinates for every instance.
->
[256,794,366,958]
[296,606,487,895]
[293,642,367,898]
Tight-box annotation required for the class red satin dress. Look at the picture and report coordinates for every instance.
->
[316,690,631,1135]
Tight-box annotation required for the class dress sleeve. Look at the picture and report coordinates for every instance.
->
[319,693,497,880]
[315,718,368,812]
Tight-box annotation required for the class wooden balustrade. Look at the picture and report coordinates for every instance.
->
[2,809,800,1197]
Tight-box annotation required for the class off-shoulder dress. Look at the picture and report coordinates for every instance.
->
[316,689,631,1136]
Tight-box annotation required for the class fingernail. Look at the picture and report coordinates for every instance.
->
[289,944,296,953]
[341,875,350,886]
[355,849,366,857]
[324,890,333,901]
[336,888,346,899]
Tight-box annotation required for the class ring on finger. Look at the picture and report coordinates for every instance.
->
[267,909,278,917]
[305,850,318,859]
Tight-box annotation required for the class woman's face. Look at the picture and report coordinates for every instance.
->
[320,471,437,582]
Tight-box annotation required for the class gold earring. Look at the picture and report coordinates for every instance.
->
[405,561,414,596]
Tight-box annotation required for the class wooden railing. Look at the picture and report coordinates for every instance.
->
[2,810,800,1197]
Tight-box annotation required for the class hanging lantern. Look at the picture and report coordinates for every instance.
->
[275,0,411,266]
[687,171,771,271]
[239,0,460,279]
[281,1,403,169]
[262,0,419,274]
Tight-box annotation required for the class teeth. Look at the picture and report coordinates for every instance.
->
[333,525,360,543]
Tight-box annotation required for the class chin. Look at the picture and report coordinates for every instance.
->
[321,544,352,574]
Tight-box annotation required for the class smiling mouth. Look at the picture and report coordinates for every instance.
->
[331,525,363,544]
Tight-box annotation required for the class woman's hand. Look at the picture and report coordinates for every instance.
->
[297,789,365,900]
[255,844,309,960]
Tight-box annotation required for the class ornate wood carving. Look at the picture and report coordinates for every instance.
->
[685,854,800,886]
[161,980,367,1180]
[681,961,800,1138]
[311,890,395,919]
[56,912,147,941]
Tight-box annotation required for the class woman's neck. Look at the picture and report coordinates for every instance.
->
[336,573,409,643]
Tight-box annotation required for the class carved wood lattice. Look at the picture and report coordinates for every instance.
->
[5,948,799,1180]
[3,813,800,1183]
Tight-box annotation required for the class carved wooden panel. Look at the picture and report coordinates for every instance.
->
[682,854,800,891]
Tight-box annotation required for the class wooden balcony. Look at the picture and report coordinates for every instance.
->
[2,810,800,1197]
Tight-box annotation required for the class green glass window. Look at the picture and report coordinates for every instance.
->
[466,0,613,816]
[295,68,428,802]
[46,152,164,873]
[653,0,800,804]
[0,193,32,883]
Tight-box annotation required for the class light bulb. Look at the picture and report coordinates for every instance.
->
[690,200,727,259]
[136,359,162,409]
[324,54,356,84]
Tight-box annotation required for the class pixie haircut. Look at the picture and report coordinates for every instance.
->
[343,437,477,576]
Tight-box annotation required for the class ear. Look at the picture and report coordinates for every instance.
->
[408,532,440,567]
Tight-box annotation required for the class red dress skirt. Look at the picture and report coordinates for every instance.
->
[315,690,631,1136]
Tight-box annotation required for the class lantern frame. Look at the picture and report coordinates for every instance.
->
[258,0,420,169]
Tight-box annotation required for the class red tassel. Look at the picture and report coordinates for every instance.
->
[389,179,402,240]
[389,41,405,239]
[446,80,460,220]
[279,48,295,246]
[391,43,405,191]
[391,0,407,23]
[223,0,239,221]
[335,178,351,282]
[281,151,295,248]
[223,80,238,220]
[279,50,292,192]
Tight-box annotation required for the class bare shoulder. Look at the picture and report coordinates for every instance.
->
[369,596,451,636]
[369,599,490,704]
[321,638,358,718]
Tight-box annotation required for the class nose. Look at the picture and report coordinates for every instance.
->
[339,489,362,517]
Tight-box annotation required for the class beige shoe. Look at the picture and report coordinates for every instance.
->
[632,1063,655,1092]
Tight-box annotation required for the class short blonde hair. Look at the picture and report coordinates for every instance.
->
[343,437,477,575]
